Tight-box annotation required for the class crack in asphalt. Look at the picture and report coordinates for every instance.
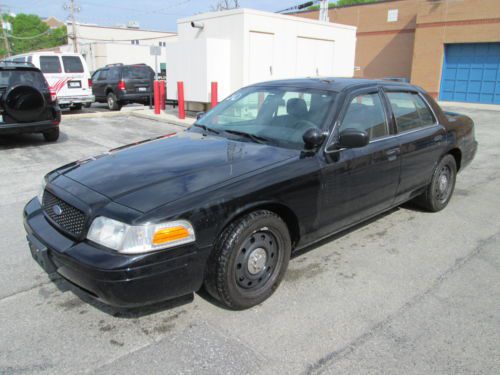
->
[302,230,500,375]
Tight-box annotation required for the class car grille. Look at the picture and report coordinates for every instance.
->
[42,190,86,238]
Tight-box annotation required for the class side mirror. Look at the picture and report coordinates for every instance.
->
[196,112,205,120]
[339,128,369,148]
[303,128,327,150]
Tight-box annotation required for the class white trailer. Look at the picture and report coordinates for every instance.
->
[165,8,357,106]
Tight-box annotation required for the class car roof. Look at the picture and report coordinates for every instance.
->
[250,77,421,93]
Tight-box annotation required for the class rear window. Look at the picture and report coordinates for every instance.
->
[0,70,48,90]
[62,56,84,73]
[40,56,62,73]
[123,66,152,80]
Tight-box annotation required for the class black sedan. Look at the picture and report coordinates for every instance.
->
[24,78,477,309]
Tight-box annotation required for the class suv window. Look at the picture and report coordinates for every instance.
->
[123,66,152,80]
[108,67,121,81]
[39,56,62,73]
[0,70,48,90]
[340,92,389,140]
[386,92,435,132]
[62,56,84,73]
[98,69,108,80]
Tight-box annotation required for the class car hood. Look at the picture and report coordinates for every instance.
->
[59,131,296,212]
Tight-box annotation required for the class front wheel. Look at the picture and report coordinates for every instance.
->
[204,210,291,310]
[415,154,457,212]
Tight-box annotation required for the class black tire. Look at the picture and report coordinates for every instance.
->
[84,102,92,108]
[415,154,457,212]
[43,128,59,142]
[70,103,83,111]
[106,92,122,111]
[204,210,291,310]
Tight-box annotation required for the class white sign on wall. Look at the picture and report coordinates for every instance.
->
[387,9,399,22]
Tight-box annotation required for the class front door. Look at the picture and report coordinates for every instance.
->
[318,89,401,236]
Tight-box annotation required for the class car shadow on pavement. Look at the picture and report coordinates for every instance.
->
[0,132,69,149]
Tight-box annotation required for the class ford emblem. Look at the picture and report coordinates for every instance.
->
[52,204,63,216]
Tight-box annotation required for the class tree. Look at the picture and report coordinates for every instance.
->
[0,13,67,58]
[210,0,240,11]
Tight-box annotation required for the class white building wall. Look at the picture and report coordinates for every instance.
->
[167,8,356,103]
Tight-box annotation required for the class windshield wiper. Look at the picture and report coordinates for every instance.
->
[223,129,271,144]
[193,123,220,135]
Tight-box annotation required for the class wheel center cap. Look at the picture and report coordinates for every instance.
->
[438,174,448,192]
[247,248,267,275]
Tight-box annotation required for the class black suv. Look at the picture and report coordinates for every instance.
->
[0,61,61,141]
[91,63,155,111]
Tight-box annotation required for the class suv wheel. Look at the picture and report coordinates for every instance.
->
[43,128,59,142]
[107,92,122,111]
[204,210,291,310]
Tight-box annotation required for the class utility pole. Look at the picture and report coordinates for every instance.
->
[319,0,329,22]
[0,3,11,57]
[64,0,80,53]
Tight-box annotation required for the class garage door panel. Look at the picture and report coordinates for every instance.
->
[440,42,500,104]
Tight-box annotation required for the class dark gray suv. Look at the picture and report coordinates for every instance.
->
[91,63,155,111]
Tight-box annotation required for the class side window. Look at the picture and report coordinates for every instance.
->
[98,69,108,80]
[39,56,62,73]
[91,70,100,80]
[340,92,389,140]
[386,92,434,132]
[108,68,121,81]
[412,94,435,126]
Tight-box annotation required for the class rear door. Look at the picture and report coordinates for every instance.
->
[60,55,88,97]
[123,65,153,94]
[383,89,446,201]
[38,55,64,95]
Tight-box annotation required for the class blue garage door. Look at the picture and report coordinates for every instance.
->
[440,43,500,104]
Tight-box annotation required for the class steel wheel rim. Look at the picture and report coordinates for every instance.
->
[235,229,279,290]
[108,96,114,108]
[435,165,452,202]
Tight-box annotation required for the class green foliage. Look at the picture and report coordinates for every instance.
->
[307,0,378,11]
[0,13,67,58]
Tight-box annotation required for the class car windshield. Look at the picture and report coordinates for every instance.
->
[196,86,337,149]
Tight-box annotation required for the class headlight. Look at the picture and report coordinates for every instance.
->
[87,216,195,254]
[37,177,47,204]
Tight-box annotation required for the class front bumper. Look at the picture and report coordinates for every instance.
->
[23,198,211,307]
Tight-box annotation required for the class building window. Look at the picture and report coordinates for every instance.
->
[159,41,166,47]
[131,40,139,45]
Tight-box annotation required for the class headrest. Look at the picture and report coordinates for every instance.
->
[287,98,308,118]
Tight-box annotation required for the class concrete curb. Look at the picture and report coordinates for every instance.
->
[130,111,194,128]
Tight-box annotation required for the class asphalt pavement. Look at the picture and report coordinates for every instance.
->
[0,106,498,375]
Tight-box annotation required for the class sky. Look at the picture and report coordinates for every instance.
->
[2,0,309,32]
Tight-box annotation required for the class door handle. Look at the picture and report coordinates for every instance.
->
[385,147,400,161]
[434,135,444,142]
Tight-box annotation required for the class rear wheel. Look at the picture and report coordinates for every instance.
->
[204,210,291,310]
[107,92,122,111]
[415,154,457,212]
[70,103,83,111]
[43,128,59,142]
[84,102,92,108]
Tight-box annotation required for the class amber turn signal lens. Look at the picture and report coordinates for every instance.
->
[152,226,190,245]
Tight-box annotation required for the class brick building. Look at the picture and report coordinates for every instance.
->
[293,0,500,104]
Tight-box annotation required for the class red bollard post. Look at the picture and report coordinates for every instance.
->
[160,81,166,111]
[211,81,218,109]
[154,80,160,115]
[177,81,185,120]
